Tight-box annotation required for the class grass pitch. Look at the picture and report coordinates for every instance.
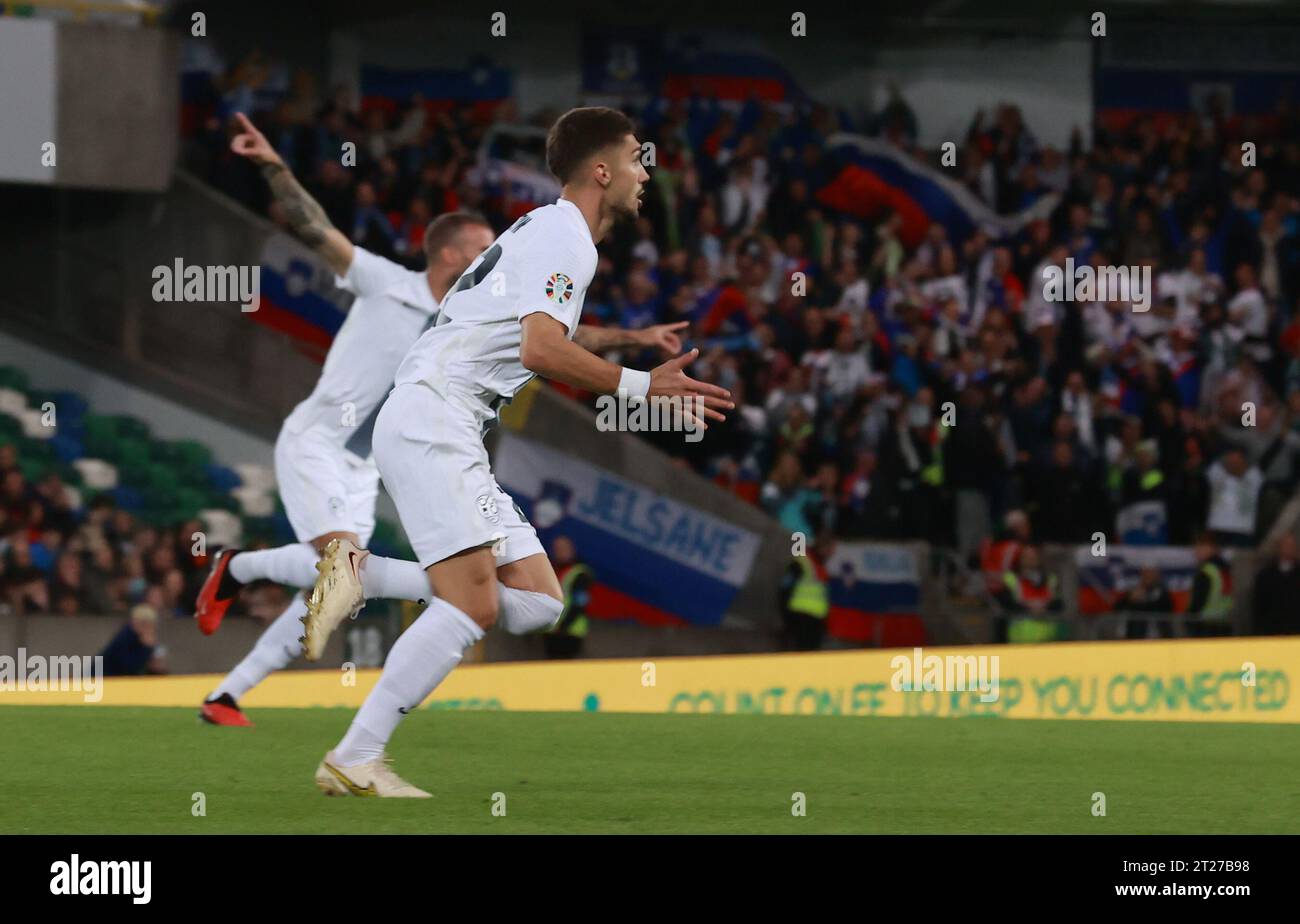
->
[1,706,1297,834]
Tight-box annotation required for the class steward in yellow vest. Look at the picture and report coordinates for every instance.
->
[544,560,593,659]
[992,544,1063,643]
[781,534,834,650]
[1189,532,1234,636]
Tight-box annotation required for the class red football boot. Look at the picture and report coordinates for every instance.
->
[199,693,253,727]
[194,548,242,636]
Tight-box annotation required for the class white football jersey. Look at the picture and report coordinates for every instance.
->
[394,198,597,413]
[281,246,440,459]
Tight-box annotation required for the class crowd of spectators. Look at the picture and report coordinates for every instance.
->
[183,53,1300,578]
[0,442,290,620]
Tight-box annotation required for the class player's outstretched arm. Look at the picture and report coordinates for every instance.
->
[574,321,687,357]
[229,112,354,276]
[521,313,732,427]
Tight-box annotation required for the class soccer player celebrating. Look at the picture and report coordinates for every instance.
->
[193,113,492,725]
[309,107,732,797]
[196,112,687,728]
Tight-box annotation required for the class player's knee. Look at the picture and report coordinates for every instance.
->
[446,576,500,629]
[459,592,499,630]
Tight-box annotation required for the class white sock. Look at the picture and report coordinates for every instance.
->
[229,543,319,588]
[362,555,431,603]
[498,585,563,634]
[211,593,307,701]
[333,597,484,766]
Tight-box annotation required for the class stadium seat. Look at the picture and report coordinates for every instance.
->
[0,387,27,416]
[233,462,276,491]
[199,508,243,548]
[114,440,152,477]
[72,458,119,490]
[110,415,152,443]
[205,463,242,493]
[17,456,49,482]
[231,485,276,517]
[108,485,145,512]
[19,407,52,439]
[49,433,84,464]
[49,390,89,424]
[0,366,30,393]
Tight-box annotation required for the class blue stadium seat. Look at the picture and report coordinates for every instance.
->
[49,433,84,464]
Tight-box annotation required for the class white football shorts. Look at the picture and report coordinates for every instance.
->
[273,422,379,546]
[372,382,543,569]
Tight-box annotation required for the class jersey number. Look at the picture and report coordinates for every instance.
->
[448,243,502,298]
[442,214,533,323]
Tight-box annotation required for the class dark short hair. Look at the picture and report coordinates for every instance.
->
[545,107,636,185]
[422,211,490,265]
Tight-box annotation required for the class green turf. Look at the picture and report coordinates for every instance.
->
[1,706,1297,833]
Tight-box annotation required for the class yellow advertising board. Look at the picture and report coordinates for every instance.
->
[1,637,1295,723]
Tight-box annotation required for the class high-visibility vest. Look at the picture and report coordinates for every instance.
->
[1002,570,1057,607]
[1198,560,1233,618]
[1140,469,1164,492]
[550,563,592,638]
[920,422,947,486]
[1008,616,1059,644]
[789,555,830,619]
[1003,570,1060,642]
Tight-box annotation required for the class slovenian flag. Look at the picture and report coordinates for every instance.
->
[359,64,512,120]
[247,234,349,362]
[817,134,1060,248]
[1074,545,1213,615]
[659,34,808,104]
[824,542,926,647]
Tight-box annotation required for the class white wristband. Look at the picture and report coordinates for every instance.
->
[617,367,651,399]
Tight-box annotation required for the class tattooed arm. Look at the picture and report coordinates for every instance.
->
[229,113,354,276]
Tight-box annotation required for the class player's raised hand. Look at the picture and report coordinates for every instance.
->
[648,348,734,426]
[650,395,711,432]
[640,320,689,357]
[229,113,283,166]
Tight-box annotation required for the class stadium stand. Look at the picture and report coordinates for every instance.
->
[182,53,1300,567]
[0,364,408,620]
[5,13,1299,645]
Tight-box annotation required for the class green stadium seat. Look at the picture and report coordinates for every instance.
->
[0,366,30,393]
[81,415,118,457]
[174,440,212,470]
[18,436,53,463]
[110,415,151,442]
[174,487,207,522]
[59,463,84,487]
[18,457,50,482]
[146,462,182,494]
[114,439,151,476]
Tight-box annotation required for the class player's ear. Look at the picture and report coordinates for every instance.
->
[593,157,611,189]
